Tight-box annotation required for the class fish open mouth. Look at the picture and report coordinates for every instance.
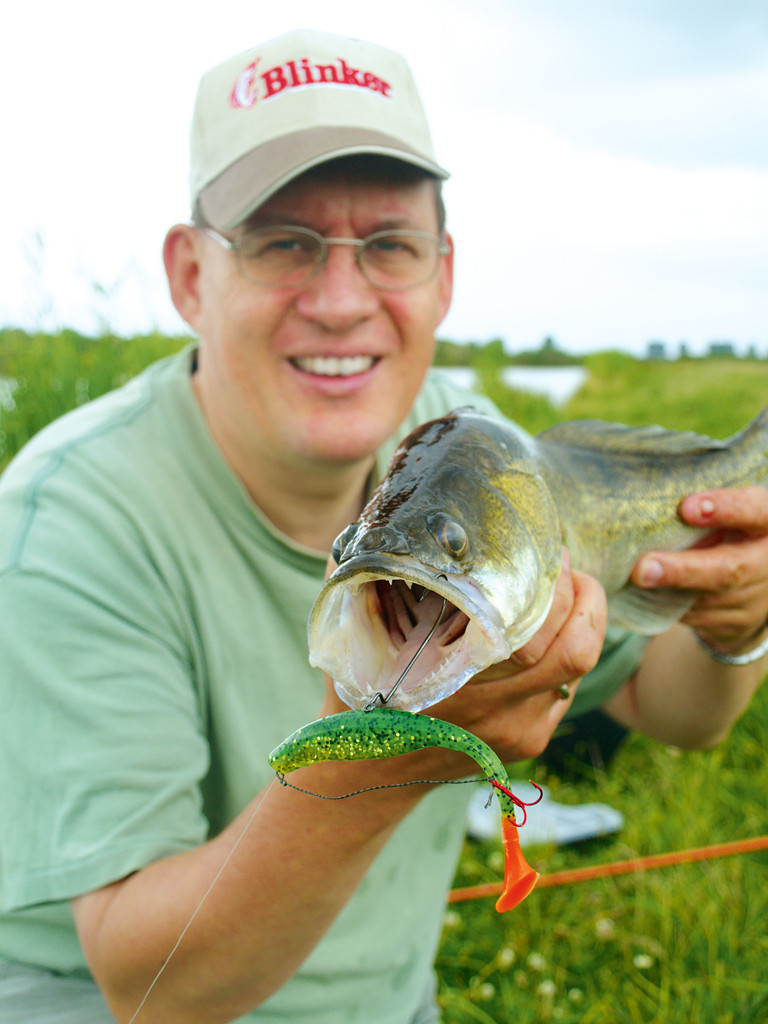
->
[370,578,469,696]
[308,556,512,712]
[375,579,469,651]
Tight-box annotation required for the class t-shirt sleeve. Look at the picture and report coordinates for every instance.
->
[0,535,209,912]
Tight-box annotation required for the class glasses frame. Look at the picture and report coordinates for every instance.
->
[202,224,451,291]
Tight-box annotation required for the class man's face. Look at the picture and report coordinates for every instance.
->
[191,169,453,471]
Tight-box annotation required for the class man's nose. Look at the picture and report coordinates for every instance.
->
[294,243,380,329]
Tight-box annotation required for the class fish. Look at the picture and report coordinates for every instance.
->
[308,404,768,713]
[268,707,540,912]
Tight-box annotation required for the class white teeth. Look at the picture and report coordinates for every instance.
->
[294,355,376,377]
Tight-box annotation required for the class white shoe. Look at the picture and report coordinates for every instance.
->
[466,781,624,848]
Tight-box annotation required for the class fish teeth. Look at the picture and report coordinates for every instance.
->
[293,355,375,377]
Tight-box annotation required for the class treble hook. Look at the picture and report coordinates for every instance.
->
[363,575,448,712]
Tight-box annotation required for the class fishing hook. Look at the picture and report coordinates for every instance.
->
[488,779,544,827]
[363,575,448,711]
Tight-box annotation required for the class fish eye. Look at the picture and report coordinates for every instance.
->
[429,515,468,560]
[332,522,359,564]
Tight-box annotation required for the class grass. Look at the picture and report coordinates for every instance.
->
[0,329,188,469]
[481,350,768,439]
[436,353,768,1023]
[2,332,768,1021]
[437,694,768,1022]
[565,351,768,438]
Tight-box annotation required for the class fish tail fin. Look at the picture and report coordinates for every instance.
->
[495,815,540,913]
[733,403,768,447]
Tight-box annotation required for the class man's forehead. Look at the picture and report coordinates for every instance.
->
[244,161,441,230]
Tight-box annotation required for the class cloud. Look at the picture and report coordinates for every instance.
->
[434,1,768,168]
[2,0,766,353]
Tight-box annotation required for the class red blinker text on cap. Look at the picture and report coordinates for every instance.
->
[230,56,392,109]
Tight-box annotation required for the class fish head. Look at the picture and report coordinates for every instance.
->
[308,409,563,712]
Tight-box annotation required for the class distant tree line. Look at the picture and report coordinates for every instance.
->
[435,334,767,367]
[649,340,765,361]
[434,335,582,368]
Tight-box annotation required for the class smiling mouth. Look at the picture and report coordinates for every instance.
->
[291,355,378,377]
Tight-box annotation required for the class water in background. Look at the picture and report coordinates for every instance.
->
[0,378,17,425]
[435,365,587,406]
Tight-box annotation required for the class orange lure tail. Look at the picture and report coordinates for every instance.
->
[495,815,540,912]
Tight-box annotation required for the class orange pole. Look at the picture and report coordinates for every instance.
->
[448,833,768,905]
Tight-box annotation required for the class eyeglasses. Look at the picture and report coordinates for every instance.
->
[203,225,450,290]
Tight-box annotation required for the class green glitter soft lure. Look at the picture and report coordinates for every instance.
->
[268,708,540,912]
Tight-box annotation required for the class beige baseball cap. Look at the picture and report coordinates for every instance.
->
[190,28,449,231]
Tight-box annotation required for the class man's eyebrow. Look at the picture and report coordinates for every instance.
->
[242,215,427,233]
[241,214,304,230]
[369,218,425,232]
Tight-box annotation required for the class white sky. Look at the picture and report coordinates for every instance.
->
[2,0,767,356]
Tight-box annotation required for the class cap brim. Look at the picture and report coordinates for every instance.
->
[197,125,449,231]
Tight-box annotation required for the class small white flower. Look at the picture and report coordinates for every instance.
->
[537,979,557,999]
[497,947,517,969]
[487,850,504,874]
[634,953,654,970]
[477,983,495,1001]
[527,952,547,972]
[595,916,616,940]
[568,987,584,1003]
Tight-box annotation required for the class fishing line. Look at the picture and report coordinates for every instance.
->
[127,772,479,1020]
[128,777,279,1024]
[275,775,543,828]
[274,771,479,800]
[129,577,445,1019]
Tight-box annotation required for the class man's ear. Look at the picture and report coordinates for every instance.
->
[163,224,203,330]
[435,230,454,327]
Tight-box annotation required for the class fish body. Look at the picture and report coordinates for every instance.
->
[309,405,768,713]
[269,708,539,912]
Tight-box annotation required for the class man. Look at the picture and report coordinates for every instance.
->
[1,29,767,1024]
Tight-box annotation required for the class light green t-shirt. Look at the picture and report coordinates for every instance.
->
[0,349,644,1022]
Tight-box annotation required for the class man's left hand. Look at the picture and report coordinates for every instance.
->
[632,487,768,655]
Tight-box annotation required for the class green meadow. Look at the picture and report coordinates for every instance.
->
[2,331,768,1022]
[438,353,768,1024]
[0,330,189,469]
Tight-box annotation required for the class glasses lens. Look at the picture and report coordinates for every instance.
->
[361,231,442,289]
[236,227,323,285]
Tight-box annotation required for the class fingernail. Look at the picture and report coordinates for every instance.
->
[638,559,663,586]
[699,497,715,518]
